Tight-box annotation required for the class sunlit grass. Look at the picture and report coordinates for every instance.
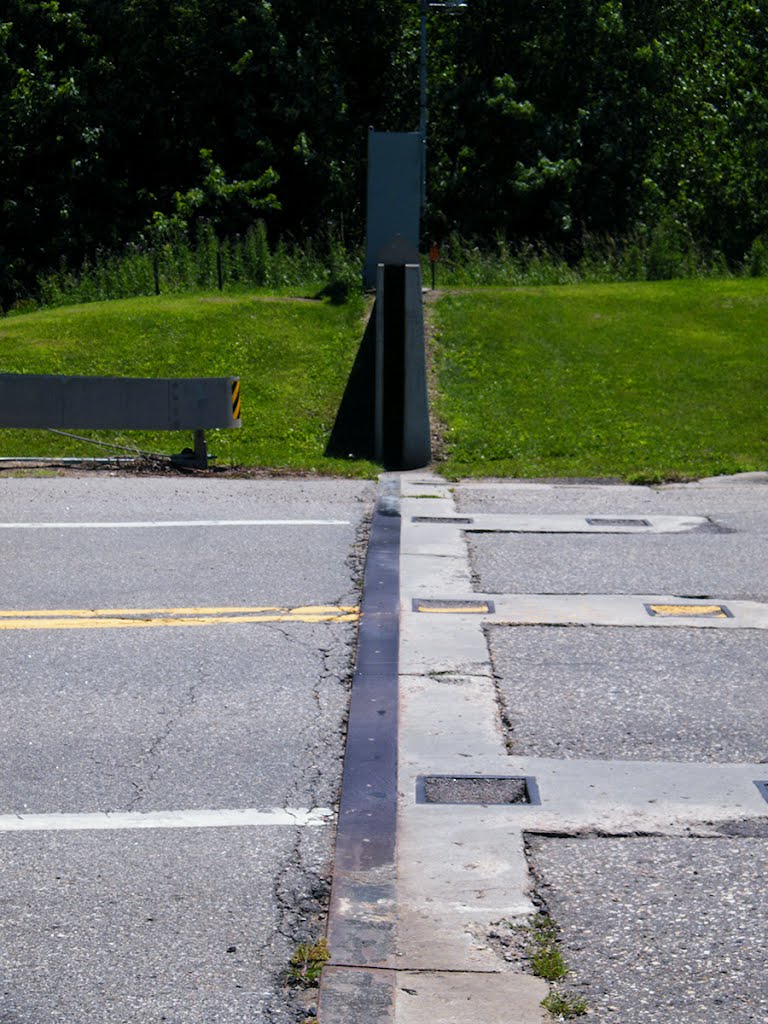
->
[433,279,768,481]
[0,291,377,475]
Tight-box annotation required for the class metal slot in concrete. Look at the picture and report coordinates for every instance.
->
[755,781,768,804]
[411,516,475,525]
[416,775,540,806]
[585,517,651,527]
[645,603,733,618]
[412,598,494,614]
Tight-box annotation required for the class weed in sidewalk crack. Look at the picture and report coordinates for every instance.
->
[528,914,567,981]
[287,937,330,987]
[490,914,590,1020]
[542,990,589,1018]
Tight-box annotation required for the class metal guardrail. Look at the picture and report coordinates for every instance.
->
[0,373,241,468]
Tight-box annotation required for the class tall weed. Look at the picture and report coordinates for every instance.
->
[24,220,768,314]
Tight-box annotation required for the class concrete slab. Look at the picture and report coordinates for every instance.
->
[399,611,491,675]
[395,815,533,970]
[474,593,768,628]
[409,513,712,533]
[399,755,768,835]
[398,552,474,594]
[399,674,505,759]
[395,971,549,1023]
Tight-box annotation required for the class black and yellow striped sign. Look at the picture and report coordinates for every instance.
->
[231,378,241,421]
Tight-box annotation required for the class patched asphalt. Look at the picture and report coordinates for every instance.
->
[528,835,768,1024]
[489,626,768,763]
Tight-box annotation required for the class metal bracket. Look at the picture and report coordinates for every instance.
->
[170,429,212,469]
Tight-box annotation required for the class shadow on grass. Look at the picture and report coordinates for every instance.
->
[325,304,376,461]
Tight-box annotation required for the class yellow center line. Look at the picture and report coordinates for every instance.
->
[0,606,286,618]
[0,605,360,630]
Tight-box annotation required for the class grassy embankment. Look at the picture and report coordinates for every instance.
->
[1,279,767,481]
[433,278,768,482]
[0,291,378,475]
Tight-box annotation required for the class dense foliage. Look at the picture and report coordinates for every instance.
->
[2,0,768,307]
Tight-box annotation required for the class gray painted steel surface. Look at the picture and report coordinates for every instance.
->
[0,373,240,430]
[364,131,421,289]
[373,264,431,470]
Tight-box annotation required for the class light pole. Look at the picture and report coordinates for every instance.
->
[417,0,467,214]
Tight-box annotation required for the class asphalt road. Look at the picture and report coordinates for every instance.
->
[0,474,375,1024]
[489,626,768,763]
[530,835,768,1024]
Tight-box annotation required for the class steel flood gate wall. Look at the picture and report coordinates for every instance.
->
[373,263,431,470]
[0,374,241,431]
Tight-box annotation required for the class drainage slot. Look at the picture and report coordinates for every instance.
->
[755,781,768,804]
[416,775,540,806]
[645,603,733,618]
[413,598,495,614]
[585,517,651,527]
[411,516,474,525]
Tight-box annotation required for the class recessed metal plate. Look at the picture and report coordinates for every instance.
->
[412,598,495,614]
[755,781,768,805]
[645,603,733,618]
[416,775,540,805]
[411,516,474,525]
[585,517,651,527]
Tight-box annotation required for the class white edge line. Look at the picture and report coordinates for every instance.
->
[0,807,333,832]
[0,520,351,529]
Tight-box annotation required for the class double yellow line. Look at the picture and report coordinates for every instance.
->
[0,605,360,631]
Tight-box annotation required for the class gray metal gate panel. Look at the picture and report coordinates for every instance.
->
[364,130,421,289]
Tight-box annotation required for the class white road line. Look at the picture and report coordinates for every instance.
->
[0,807,333,832]
[0,519,351,530]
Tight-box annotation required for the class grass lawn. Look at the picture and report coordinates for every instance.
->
[0,292,378,476]
[433,279,768,481]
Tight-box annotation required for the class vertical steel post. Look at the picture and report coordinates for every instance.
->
[419,0,428,213]
[374,264,385,463]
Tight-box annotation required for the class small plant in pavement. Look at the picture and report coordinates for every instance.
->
[542,990,589,1018]
[524,913,589,1019]
[287,937,330,987]
[528,913,567,980]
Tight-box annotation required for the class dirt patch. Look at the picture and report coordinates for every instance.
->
[423,299,448,463]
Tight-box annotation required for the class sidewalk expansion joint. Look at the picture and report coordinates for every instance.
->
[328,963,505,975]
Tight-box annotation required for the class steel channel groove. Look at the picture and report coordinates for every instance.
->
[320,479,401,1022]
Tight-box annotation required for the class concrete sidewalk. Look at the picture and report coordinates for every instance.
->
[323,471,768,1023]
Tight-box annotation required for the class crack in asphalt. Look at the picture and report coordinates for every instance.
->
[126,677,199,811]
